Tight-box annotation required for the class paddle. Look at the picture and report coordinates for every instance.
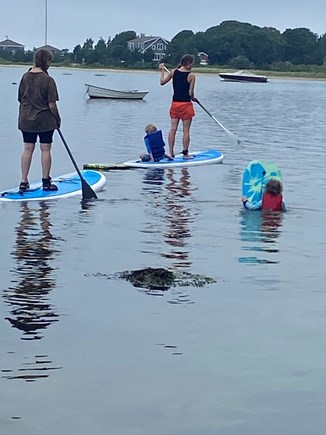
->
[83,162,128,171]
[57,129,98,200]
[195,100,241,149]
[161,65,241,149]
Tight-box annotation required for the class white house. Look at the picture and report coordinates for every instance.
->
[0,38,24,54]
[127,34,169,61]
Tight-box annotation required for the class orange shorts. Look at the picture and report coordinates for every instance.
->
[169,101,195,121]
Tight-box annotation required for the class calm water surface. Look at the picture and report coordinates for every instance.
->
[1,66,326,434]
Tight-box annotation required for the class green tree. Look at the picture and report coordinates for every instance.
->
[81,38,95,64]
[110,44,129,63]
[73,44,82,63]
[282,28,321,64]
[94,38,107,64]
[317,33,326,64]
[164,30,197,65]
[230,55,250,69]
[109,31,136,49]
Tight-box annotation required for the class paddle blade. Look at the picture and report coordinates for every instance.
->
[196,100,241,150]
[224,129,242,149]
[211,114,241,149]
[81,177,98,200]
[57,129,98,200]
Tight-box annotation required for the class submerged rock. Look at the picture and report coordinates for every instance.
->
[89,267,216,291]
[120,268,175,290]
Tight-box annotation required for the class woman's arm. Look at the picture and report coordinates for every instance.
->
[159,63,173,85]
[188,73,196,99]
[49,101,61,128]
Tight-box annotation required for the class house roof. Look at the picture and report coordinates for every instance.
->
[37,44,61,52]
[128,35,169,45]
[0,38,24,47]
[142,37,169,53]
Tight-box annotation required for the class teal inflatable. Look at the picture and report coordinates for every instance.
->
[242,160,283,206]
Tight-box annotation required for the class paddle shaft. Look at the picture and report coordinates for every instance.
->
[195,100,226,129]
[57,129,98,200]
[162,65,241,149]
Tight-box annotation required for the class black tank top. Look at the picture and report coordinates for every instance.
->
[172,69,191,102]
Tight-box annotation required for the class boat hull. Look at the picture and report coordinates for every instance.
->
[218,72,268,83]
[85,84,149,100]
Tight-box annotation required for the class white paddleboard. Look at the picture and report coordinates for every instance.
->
[122,149,224,169]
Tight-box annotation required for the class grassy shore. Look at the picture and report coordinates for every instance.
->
[193,66,326,80]
[1,60,326,80]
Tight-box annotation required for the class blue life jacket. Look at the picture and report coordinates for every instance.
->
[144,130,165,161]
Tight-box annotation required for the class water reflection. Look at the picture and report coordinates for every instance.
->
[3,202,61,340]
[142,168,165,192]
[162,168,194,269]
[239,209,284,264]
[141,167,196,269]
[2,202,63,381]
[140,168,198,303]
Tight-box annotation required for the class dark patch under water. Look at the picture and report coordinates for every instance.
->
[87,267,217,290]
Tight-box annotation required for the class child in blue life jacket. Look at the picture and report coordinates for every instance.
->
[140,124,173,162]
[242,178,287,211]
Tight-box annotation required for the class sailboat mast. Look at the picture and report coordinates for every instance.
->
[44,0,48,46]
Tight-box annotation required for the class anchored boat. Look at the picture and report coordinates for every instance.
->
[85,84,149,100]
[218,70,268,83]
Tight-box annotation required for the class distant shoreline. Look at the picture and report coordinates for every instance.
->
[1,62,326,80]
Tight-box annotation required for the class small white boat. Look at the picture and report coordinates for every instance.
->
[85,83,149,100]
[218,70,268,83]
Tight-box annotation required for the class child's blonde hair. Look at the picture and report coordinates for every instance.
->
[145,124,157,134]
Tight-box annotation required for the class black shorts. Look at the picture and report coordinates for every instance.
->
[22,130,55,144]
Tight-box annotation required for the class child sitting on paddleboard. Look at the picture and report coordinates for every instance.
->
[140,124,173,162]
[242,178,287,211]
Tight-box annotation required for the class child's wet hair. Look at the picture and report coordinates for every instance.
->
[265,179,282,196]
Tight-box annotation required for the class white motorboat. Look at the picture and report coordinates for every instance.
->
[218,70,268,83]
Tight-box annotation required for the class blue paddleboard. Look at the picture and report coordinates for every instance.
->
[0,170,106,202]
[242,160,282,206]
[123,149,224,168]
[84,149,224,170]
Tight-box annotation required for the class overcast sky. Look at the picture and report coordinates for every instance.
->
[2,0,326,50]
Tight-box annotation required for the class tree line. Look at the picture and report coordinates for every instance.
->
[2,21,326,72]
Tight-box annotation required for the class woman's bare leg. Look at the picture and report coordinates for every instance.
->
[182,118,192,156]
[40,143,52,179]
[168,118,180,157]
[21,143,35,182]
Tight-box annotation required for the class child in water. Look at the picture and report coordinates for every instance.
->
[242,178,287,211]
[140,124,173,162]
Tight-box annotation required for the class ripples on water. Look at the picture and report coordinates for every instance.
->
[4,202,60,339]
[1,67,326,434]
[142,167,198,269]
[2,201,63,382]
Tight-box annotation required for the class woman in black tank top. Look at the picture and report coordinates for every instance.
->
[159,54,197,158]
